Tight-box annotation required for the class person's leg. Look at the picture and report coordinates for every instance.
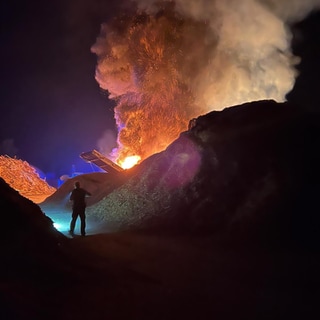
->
[70,211,78,234]
[79,211,86,236]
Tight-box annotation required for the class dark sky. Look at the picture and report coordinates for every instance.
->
[287,9,320,110]
[0,0,130,177]
[0,1,319,177]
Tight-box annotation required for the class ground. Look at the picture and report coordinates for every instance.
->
[2,100,320,319]
[38,227,319,320]
[40,203,109,237]
[14,203,317,320]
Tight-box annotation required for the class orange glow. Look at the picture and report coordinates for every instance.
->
[93,2,301,171]
[92,6,211,167]
[118,155,141,169]
[0,155,56,203]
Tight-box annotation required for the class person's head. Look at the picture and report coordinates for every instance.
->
[74,181,80,189]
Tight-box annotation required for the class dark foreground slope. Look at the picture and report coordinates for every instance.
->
[0,177,67,318]
[1,100,320,320]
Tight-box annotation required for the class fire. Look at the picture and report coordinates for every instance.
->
[92,0,316,165]
[92,3,212,165]
[118,155,141,169]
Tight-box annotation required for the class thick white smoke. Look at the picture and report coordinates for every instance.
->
[133,0,320,111]
[92,0,320,164]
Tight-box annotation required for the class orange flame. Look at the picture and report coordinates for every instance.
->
[93,1,304,166]
[92,4,213,165]
[118,155,141,169]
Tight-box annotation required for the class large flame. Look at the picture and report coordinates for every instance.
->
[119,155,141,169]
[92,0,320,167]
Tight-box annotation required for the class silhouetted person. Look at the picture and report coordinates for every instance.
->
[69,181,91,236]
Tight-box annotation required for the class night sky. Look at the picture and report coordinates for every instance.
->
[1,1,319,178]
[0,0,127,177]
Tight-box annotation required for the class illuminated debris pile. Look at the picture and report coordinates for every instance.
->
[42,172,127,210]
[0,155,56,203]
[88,100,320,245]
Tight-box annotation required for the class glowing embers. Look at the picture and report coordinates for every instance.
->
[92,1,302,168]
[92,6,207,167]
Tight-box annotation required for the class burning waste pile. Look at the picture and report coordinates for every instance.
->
[82,0,320,237]
[92,0,320,169]
[3,0,320,236]
[1,2,320,317]
[87,99,320,245]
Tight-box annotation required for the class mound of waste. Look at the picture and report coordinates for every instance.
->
[0,155,56,203]
[41,171,128,211]
[87,100,320,246]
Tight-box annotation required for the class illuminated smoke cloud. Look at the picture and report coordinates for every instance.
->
[92,0,320,166]
[97,129,117,156]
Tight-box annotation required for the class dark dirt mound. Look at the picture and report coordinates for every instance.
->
[0,177,68,318]
[87,100,320,250]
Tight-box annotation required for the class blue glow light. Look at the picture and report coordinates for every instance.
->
[53,222,62,230]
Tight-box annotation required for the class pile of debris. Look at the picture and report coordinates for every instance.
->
[87,100,320,247]
[0,155,56,203]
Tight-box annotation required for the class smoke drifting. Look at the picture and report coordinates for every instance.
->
[92,0,320,165]
[97,129,117,156]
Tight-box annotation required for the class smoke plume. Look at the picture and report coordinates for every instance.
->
[92,0,320,166]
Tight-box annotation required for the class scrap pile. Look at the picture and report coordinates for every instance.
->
[0,155,56,203]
